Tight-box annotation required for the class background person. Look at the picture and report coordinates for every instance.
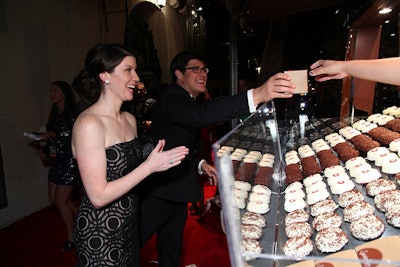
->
[139,50,296,267]
[37,80,81,252]
[71,43,189,267]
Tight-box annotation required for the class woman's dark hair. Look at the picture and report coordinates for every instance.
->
[46,80,75,129]
[72,43,135,103]
[169,51,206,83]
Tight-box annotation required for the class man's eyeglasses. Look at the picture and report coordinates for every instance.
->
[185,66,210,74]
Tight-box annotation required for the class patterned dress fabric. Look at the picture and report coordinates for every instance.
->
[74,139,143,267]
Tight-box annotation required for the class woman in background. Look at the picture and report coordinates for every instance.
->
[71,43,188,266]
[38,80,81,252]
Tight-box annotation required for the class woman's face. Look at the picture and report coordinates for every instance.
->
[50,84,65,104]
[109,56,140,101]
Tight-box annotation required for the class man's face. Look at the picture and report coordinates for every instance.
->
[176,59,208,98]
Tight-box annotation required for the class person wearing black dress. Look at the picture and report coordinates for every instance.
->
[71,43,189,267]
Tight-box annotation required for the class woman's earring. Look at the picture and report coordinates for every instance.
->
[105,79,110,85]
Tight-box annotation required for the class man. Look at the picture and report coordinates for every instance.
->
[139,51,295,267]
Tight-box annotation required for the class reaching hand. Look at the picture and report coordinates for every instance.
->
[309,60,349,82]
[253,72,296,105]
[145,139,189,173]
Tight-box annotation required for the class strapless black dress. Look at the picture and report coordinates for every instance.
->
[74,138,143,267]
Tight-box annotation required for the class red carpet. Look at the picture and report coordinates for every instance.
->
[0,185,230,267]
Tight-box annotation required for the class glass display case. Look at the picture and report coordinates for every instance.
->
[213,101,400,267]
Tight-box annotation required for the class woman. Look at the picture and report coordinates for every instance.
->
[71,43,188,266]
[38,80,80,252]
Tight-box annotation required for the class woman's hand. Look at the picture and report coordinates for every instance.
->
[144,139,189,173]
[309,60,349,81]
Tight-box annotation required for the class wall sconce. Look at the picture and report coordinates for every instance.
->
[157,0,166,8]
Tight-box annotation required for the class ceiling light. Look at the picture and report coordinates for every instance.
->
[379,8,392,14]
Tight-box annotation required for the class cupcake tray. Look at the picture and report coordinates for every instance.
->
[273,166,400,267]
[214,111,400,267]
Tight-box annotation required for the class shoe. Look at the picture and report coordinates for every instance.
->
[62,239,74,252]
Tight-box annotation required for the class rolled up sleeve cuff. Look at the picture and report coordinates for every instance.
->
[248,89,256,113]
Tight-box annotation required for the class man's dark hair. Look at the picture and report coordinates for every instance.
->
[169,51,206,83]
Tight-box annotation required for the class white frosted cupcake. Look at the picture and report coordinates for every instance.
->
[355,168,381,184]
[233,148,247,155]
[329,135,346,147]
[361,121,378,133]
[252,184,272,196]
[313,142,331,153]
[377,114,394,126]
[285,181,303,193]
[340,127,361,140]
[330,179,355,195]
[219,145,234,153]
[338,126,353,137]
[234,188,249,199]
[243,154,260,163]
[249,191,271,203]
[285,154,300,165]
[248,150,262,160]
[353,119,377,133]
[375,152,398,167]
[383,106,399,115]
[235,195,246,209]
[303,173,323,187]
[367,146,390,162]
[298,145,315,158]
[285,188,306,200]
[324,165,346,178]
[247,200,270,214]
[327,172,350,187]
[325,132,341,142]
[345,156,366,170]
[305,181,327,195]
[259,157,274,168]
[389,138,400,152]
[284,197,306,212]
[352,119,367,131]
[382,156,400,174]
[285,150,298,158]
[262,153,275,160]
[349,162,372,178]
[234,181,252,191]
[367,113,382,123]
[306,188,330,205]
[230,152,244,161]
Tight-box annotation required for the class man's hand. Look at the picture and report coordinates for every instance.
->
[253,72,296,105]
[201,161,217,186]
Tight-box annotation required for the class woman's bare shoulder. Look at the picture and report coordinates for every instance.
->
[73,110,105,136]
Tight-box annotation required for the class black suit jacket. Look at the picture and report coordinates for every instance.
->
[142,83,251,202]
